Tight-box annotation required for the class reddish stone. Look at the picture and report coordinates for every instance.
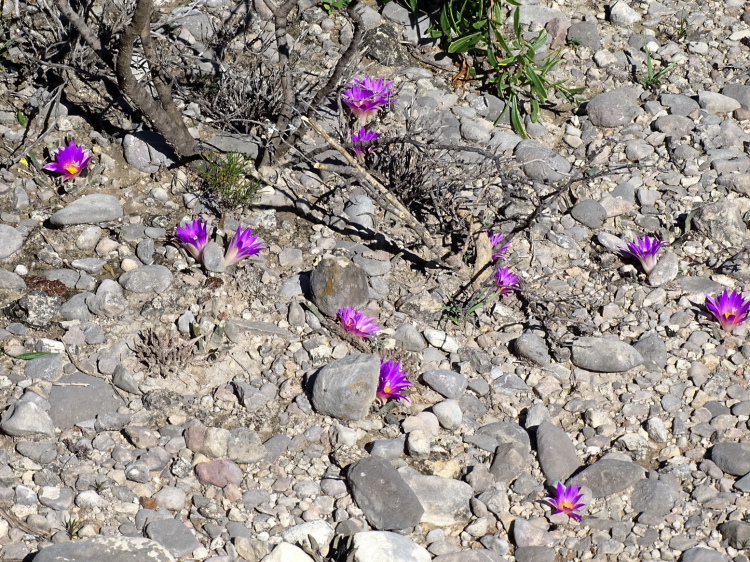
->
[195,460,243,487]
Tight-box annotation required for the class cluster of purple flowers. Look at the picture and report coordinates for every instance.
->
[336,307,411,402]
[43,140,92,181]
[342,76,394,161]
[174,218,264,266]
[487,231,521,296]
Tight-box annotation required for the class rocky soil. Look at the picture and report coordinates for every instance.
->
[3,0,750,561]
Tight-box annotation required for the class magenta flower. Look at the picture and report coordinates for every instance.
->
[378,359,411,403]
[342,76,395,122]
[174,218,211,260]
[224,225,264,265]
[338,307,380,338]
[705,289,750,333]
[488,231,511,260]
[621,235,664,274]
[351,127,380,160]
[544,482,586,521]
[43,140,92,180]
[495,266,521,296]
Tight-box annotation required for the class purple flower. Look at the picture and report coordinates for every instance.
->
[224,225,264,265]
[43,140,92,180]
[174,218,211,260]
[495,266,521,296]
[705,289,750,333]
[621,235,664,274]
[544,482,586,521]
[342,76,395,122]
[378,359,411,403]
[338,307,380,338]
[488,231,511,260]
[351,127,380,160]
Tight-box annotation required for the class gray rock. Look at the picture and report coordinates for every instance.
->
[587,88,641,127]
[24,353,64,381]
[422,369,467,399]
[514,546,555,562]
[310,256,369,317]
[347,456,424,530]
[59,292,93,321]
[136,238,154,265]
[514,140,571,182]
[153,487,186,511]
[15,290,62,327]
[648,252,679,286]
[119,265,173,293]
[225,319,292,341]
[631,479,676,516]
[535,421,580,482]
[653,114,695,137]
[38,486,75,511]
[123,132,175,174]
[345,193,376,230]
[398,466,472,526]
[567,458,646,498]
[681,548,729,562]
[698,91,741,114]
[566,21,601,50]
[722,84,750,110]
[113,365,141,395]
[351,531,431,562]
[692,198,747,247]
[48,372,125,430]
[570,199,607,229]
[145,518,201,558]
[571,337,643,372]
[394,323,426,351]
[227,428,266,464]
[477,421,532,453]
[632,331,668,370]
[1,400,55,437]
[660,93,700,116]
[311,354,379,421]
[86,280,127,317]
[434,552,506,562]
[46,269,79,288]
[50,194,123,226]
[609,1,640,25]
[71,258,106,274]
[490,442,529,482]
[0,268,25,289]
[646,417,668,442]
[263,434,291,462]
[719,520,750,549]
[201,241,226,273]
[513,332,550,366]
[513,518,554,547]
[0,225,23,259]
[712,442,750,475]
[493,372,531,394]
[282,521,335,555]
[17,441,57,464]
[32,537,175,562]
[432,399,462,430]
[353,255,391,277]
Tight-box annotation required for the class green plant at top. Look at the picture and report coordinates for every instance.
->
[200,152,262,208]
[429,0,583,138]
[63,516,84,538]
[321,0,353,14]
[638,46,677,91]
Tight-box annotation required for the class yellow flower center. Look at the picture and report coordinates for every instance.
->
[64,163,80,174]
[561,500,575,510]
[383,383,391,393]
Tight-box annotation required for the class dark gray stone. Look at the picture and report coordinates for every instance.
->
[567,458,646,498]
[32,537,174,562]
[60,292,93,321]
[422,369,467,399]
[264,434,292,462]
[570,199,607,229]
[587,88,641,127]
[514,140,571,182]
[722,84,750,110]
[514,546,556,562]
[112,365,141,395]
[347,456,424,530]
[145,518,201,558]
[119,265,173,293]
[566,21,601,50]
[712,442,750,476]
[48,372,125,429]
[50,194,123,226]
[633,331,668,371]
[16,441,57,464]
[535,421,580,482]
[477,421,532,453]
[310,256,369,317]
[660,93,700,116]
[311,354,379,421]
[571,337,643,373]
[490,442,529,483]
[719,520,750,549]
[631,479,676,516]
[38,486,74,511]
[513,332,550,366]
[24,353,64,381]
[394,323,426,352]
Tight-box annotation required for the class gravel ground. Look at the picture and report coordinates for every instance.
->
[2,0,750,561]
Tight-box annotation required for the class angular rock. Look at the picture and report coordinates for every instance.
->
[571,337,643,373]
[422,369,468,399]
[567,458,646,498]
[119,265,173,293]
[398,466,472,526]
[48,373,125,430]
[711,442,750,475]
[513,518,554,547]
[514,547,555,562]
[351,531,431,562]
[1,400,55,437]
[490,442,529,483]
[692,198,747,247]
[347,456,424,530]
[15,290,61,327]
[50,194,123,226]
[570,199,607,229]
[0,268,25,289]
[225,320,292,342]
[394,323,426,351]
[513,332,550,366]
[535,421,580,482]
[630,479,676,516]
[24,353,64,381]
[145,519,201,558]
[632,331,668,371]
[86,279,127,317]
[477,421,532,453]
[282,521,335,556]
[514,141,571,182]
[311,354,379,421]
[719,520,750,549]
[32,537,175,562]
[310,256,369,317]
[609,1,640,25]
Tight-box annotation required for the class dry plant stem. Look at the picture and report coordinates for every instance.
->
[139,23,184,128]
[259,0,297,168]
[304,116,449,267]
[2,85,62,167]
[54,0,199,159]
